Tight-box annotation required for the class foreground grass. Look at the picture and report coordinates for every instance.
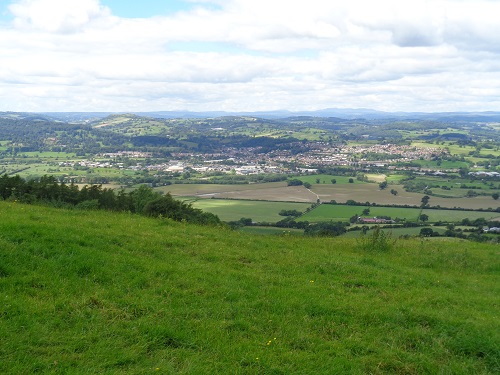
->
[0,202,499,374]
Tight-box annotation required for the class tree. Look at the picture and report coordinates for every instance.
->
[492,192,499,200]
[421,195,430,207]
[362,208,370,216]
[303,182,312,189]
[466,190,478,198]
[458,167,469,178]
[379,181,388,190]
[315,178,320,184]
[239,217,253,226]
[419,213,429,222]
[419,228,435,237]
[143,193,221,225]
[129,185,161,213]
[331,179,337,184]
[349,214,359,223]
[348,178,354,183]
[357,226,395,252]
[390,189,398,196]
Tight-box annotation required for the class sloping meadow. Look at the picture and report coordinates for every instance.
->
[0,202,498,374]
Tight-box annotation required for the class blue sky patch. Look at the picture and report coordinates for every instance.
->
[101,0,204,18]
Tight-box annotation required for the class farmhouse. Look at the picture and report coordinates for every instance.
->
[483,227,500,233]
[166,165,184,172]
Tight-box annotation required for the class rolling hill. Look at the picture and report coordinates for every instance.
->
[0,201,498,374]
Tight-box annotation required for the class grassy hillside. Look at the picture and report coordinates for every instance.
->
[0,201,499,374]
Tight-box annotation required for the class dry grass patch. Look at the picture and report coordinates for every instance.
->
[217,185,317,202]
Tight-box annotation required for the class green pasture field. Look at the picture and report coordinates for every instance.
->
[299,204,500,223]
[410,141,500,159]
[240,226,304,235]
[408,176,497,190]
[410,159,470,169]
[430,187,474,198]
[422,209,500,222]
[284,128,326,141]
[446,144,476,156]
[5,163,137,183]
[342,226,448,238]
[1,202,498,374]
[364,174,387,183]
[15,166,69,178]
[405,177,498,196]
[411,141,473,156]
[191,199,311,223]
[248,127,326,141]
[385,174,408,183]
[478,151,500,157]
[430,187,494,198]
[399,130,438,139]
[94,116,168,135]
[17,151,77,159]
[299,204,421,222]
[86,167,130,178]
[296,175,367,185]
[467,157,500,168]
[312,183,423,206]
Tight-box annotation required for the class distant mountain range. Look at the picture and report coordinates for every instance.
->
[2,109,500,122]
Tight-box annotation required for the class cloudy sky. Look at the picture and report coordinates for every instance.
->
[1,0,500,113]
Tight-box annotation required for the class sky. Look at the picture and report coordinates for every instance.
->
[1,0,500,113]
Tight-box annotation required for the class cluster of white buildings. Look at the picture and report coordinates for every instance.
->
[56,141,477,178]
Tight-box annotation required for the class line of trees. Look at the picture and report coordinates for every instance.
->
[0,174,221,225]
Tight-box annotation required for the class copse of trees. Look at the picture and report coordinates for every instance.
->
[304,221,348,237]
[278,209,302,217]
[0,174,221,225]
[287,179,303,186]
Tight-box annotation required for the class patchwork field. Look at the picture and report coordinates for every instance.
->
[216,185,317,202]
[422,209,500,222]
[162,183,318,203]
[299,204,500,223]
[159,182,499,210]
[191,199,311,223]
[341,227,448,238]
[158,182,288,196]
[299,205,421,222]
[424,195,500,210]
[295,175,368,184]
[189,196,500,224]
[312,183,423,205]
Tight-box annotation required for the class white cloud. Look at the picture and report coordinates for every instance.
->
[9,0,114,33]
[0,0,499,112]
